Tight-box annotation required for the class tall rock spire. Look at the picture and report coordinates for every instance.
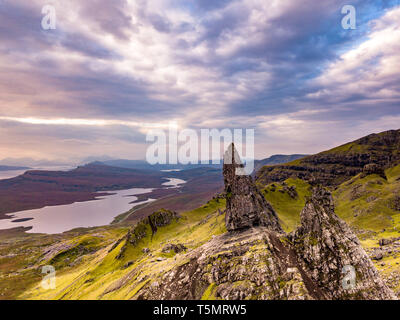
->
[223,143,283,232]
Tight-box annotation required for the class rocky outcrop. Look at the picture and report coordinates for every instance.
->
[128,146,397,300]
[223,143,282,232]
[389,195,400,211]
[148,209,180,236]
[361,163,386,179]
[289,188,396,300]
[116,209,180,259]
[134,186,396,300]
[162,243,187,254]
[135,227,317,300]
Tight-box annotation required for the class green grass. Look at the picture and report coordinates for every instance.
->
[333,170,400,233]
[262,178,312,232]
[201,283,217,300]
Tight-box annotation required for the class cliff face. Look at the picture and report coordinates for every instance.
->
[135,145,396,300]
[257,129,400,187]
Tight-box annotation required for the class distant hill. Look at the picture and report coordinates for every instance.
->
[101,159,222,171]
[0,157,70,167]
[257,129,400,187]
[253,154,307,174]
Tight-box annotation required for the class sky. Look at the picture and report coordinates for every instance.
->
[0,0,399,163]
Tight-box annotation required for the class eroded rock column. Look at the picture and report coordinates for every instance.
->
[223,143,283,232]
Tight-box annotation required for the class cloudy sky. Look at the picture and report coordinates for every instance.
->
[0,0,399,163]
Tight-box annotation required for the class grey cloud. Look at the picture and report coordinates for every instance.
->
[0,0,399,160]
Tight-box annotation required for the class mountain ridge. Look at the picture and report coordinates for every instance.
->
[257,129,400,187]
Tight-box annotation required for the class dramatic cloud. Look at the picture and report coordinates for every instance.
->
[0,0,399,161]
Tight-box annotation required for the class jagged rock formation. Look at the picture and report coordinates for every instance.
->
[257,129,400,187]
[136,227,317,300]
[116,209,179,259]
[134,151,396,300]
[289,188,396,300]
[223,143,282,232]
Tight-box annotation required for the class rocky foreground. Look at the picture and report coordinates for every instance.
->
[135,144,396,300]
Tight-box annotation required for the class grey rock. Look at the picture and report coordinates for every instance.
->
[289,187,396,300]
[223,143,282,233]
[162,243,187,254]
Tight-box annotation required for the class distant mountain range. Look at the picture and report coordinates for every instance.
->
[0,154,308,173]
[100,159,221,171]
[253,154,307,173]
[100,154,308,173]
[0,157,71,168]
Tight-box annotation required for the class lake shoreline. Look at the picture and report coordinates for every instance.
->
[0,177,188,235]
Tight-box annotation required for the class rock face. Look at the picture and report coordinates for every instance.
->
[223,143,283,232]
[162,243,187,254]
[289,188,396,300]
[361,163,386,179]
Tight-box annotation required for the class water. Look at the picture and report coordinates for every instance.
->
[162,178,186,188]
[0,188,154,234]
[0,169,28,180]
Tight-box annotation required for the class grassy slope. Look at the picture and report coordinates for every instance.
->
[0,225,129,299]
[334,164,400,236]
[261,178,312,232]
[334,164,400,293]
[18,198,226,300]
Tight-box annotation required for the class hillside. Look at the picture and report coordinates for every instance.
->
[257,129,400,187]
